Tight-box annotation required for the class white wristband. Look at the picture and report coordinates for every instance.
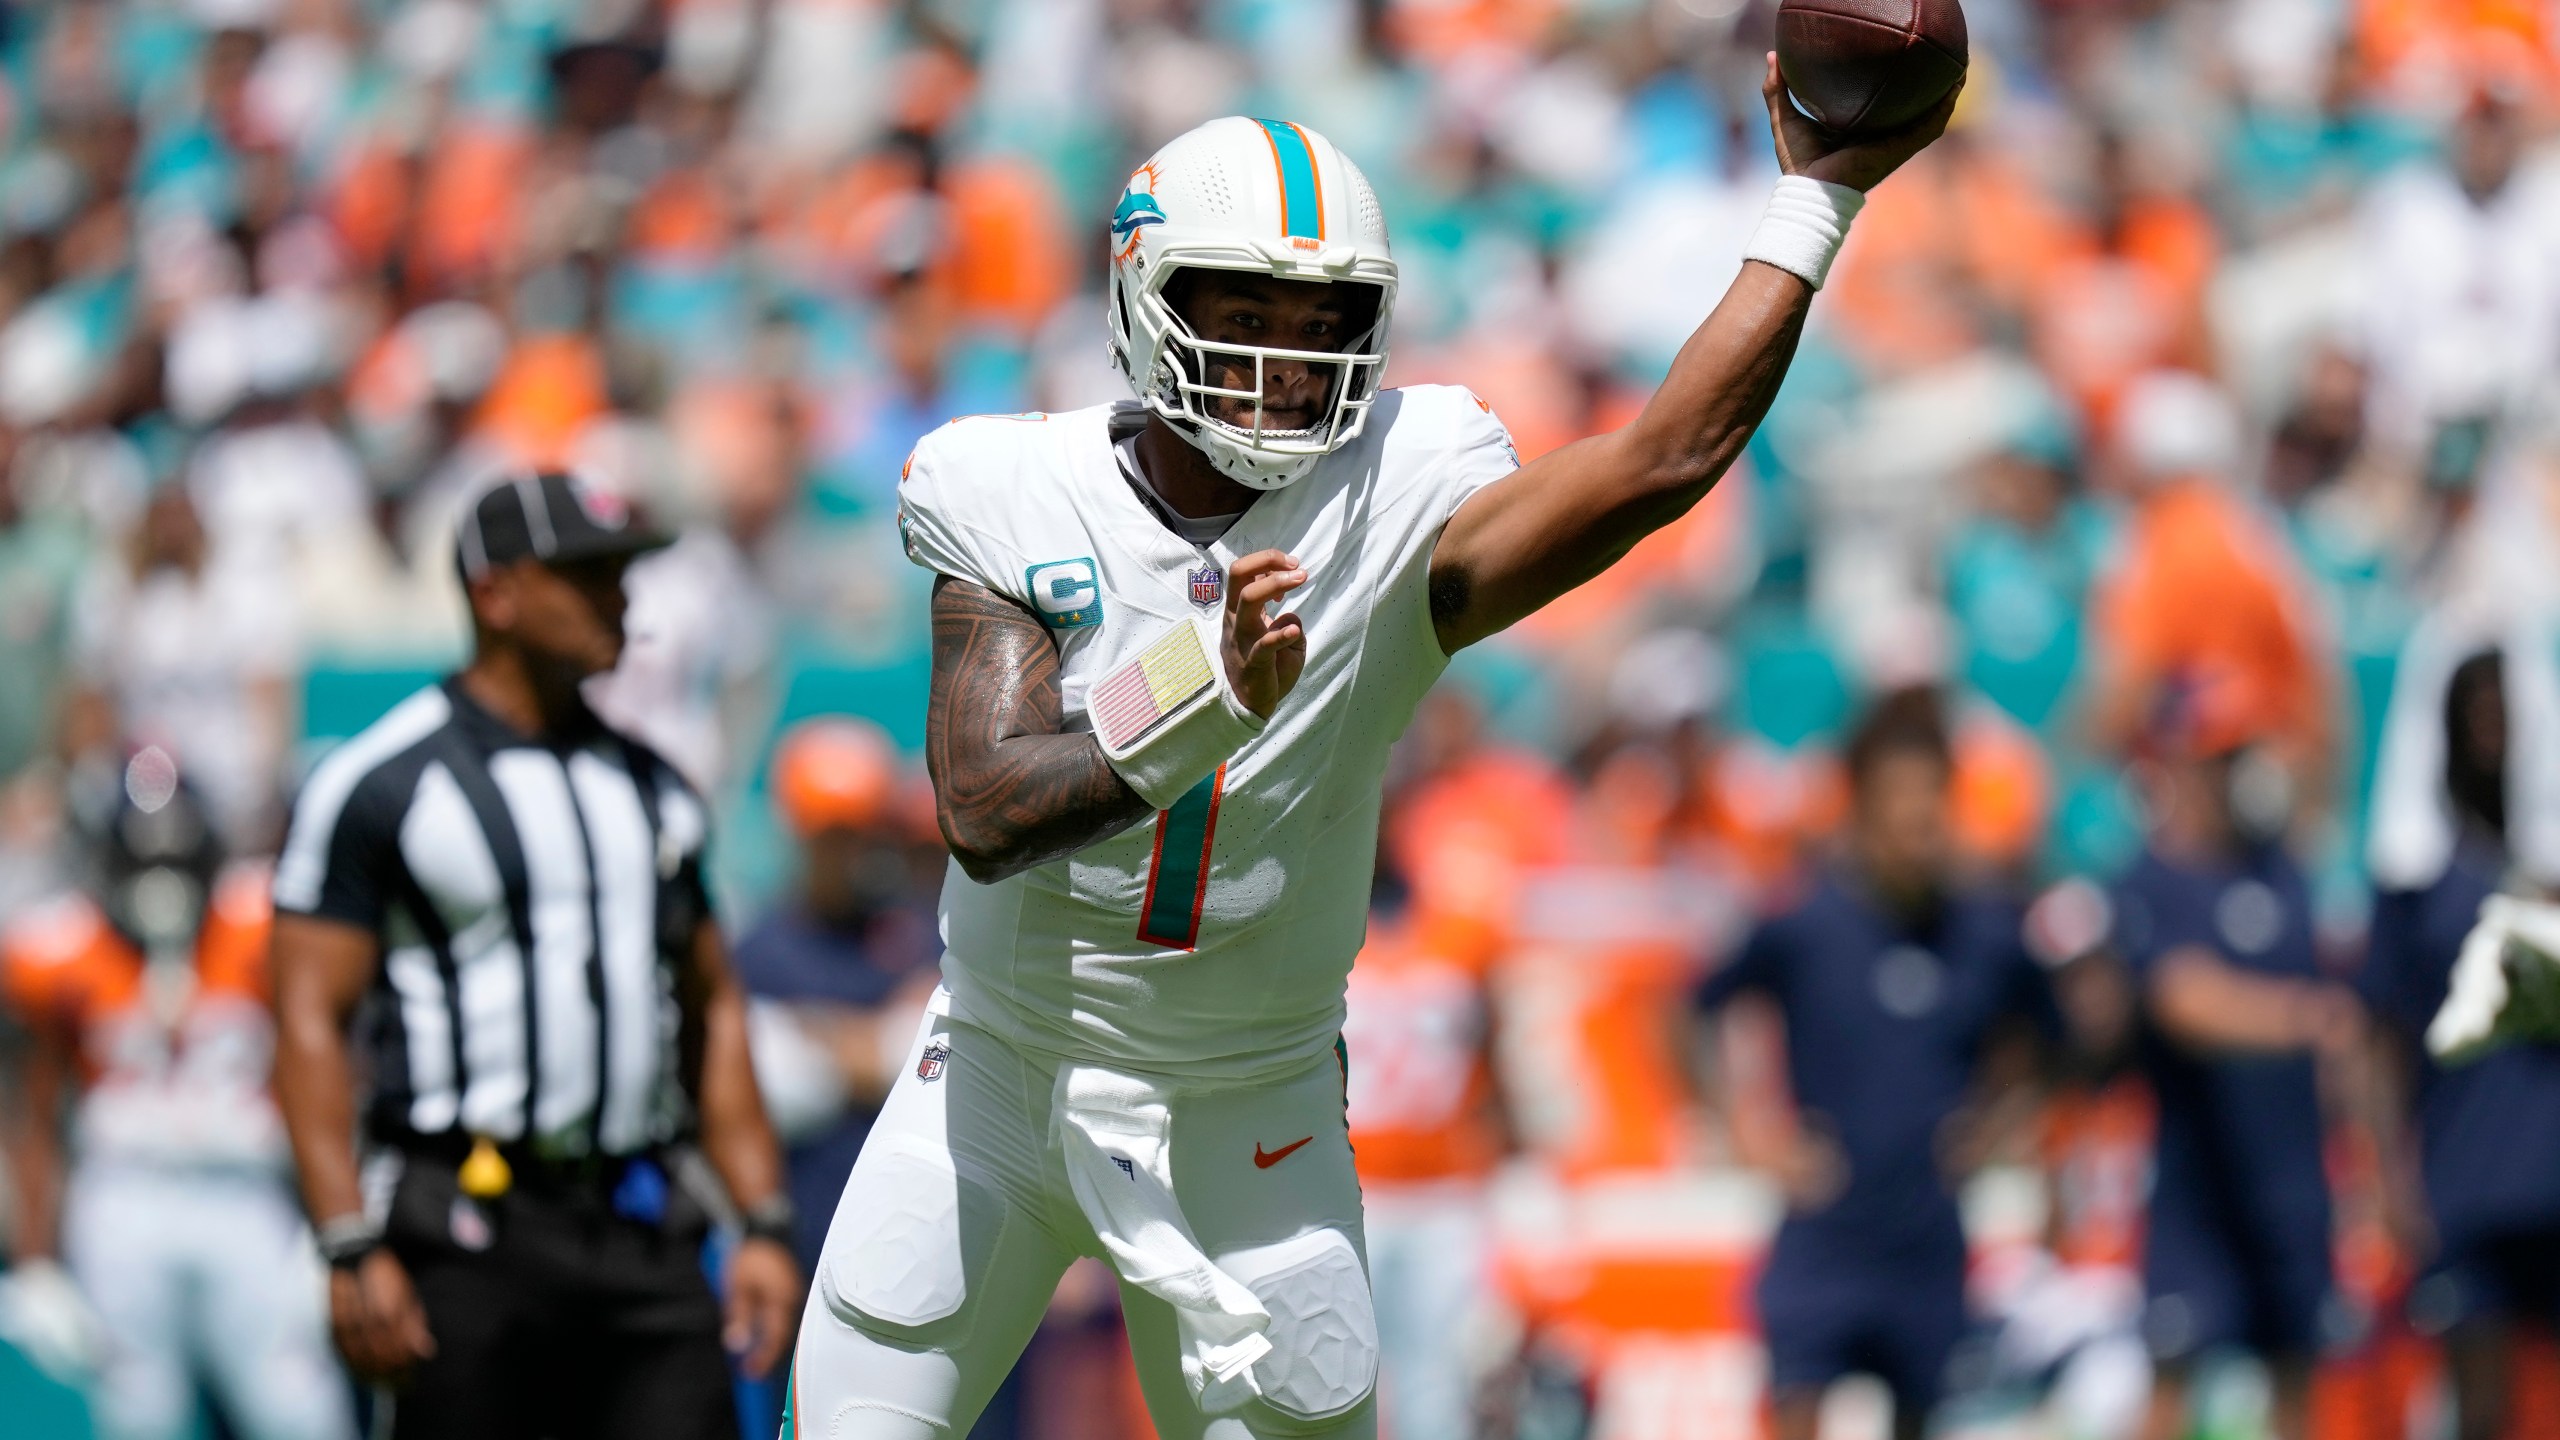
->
[1741,175,1867,290]
[1092,614,1266,811]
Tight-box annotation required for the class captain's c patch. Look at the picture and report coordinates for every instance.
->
[1025,557,1104,629]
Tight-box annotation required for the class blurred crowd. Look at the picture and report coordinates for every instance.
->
[0,0,2557,1436]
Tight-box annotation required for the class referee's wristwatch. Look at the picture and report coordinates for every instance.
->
[317,1214,385,1271]
[740,1194,797,1251]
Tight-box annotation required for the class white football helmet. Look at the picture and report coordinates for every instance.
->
[1106,116,1398,490]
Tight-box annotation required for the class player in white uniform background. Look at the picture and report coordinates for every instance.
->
[790,57,1956,1440]
[3,754,351,1440]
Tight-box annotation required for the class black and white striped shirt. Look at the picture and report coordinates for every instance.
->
[273,679,713,1157]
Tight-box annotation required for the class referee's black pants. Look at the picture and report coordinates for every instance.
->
[380,1151,738,1440]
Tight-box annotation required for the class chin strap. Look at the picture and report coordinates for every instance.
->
[1159,411,1321,491]
[1149,359,1327,491]
[1202,440,1319,491]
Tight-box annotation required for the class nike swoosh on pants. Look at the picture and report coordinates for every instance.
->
[1253,1136,1313,1169]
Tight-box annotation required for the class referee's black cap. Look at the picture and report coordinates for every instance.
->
[458,473,671,580]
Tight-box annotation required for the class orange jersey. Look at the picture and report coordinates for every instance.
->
[1349,748,1576,1182]
[1,865,287,1170]
[1344,917,1505,1184]
[1387,746,1580,964]
[2040,1078,2155,1270]
[1498,864,1728,1178]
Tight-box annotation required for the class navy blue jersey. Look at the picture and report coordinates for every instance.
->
[1701,868,2052,1262]
[733,904,936,1008]
[731,903,937,1268]
[2113,844,2331,1249]
[2366,841,2560,1249]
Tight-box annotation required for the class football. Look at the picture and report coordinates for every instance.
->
[1776,0,1969,137]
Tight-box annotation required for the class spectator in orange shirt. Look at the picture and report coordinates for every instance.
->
[2028,132,2218,431]
[1823,124,2087,377]
[2090,371,2333,804]
[2355,0,2558,104]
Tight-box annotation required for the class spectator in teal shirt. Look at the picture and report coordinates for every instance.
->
[1945,417,2114,739]
[2223,61,2433,238]
[1947,415,2135,873]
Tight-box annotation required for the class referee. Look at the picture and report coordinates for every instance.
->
[269,474,800,1438]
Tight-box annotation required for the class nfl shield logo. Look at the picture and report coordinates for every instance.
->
[917,1039,951,1082]
[567,474,630,527]
[1188,564,1223,607]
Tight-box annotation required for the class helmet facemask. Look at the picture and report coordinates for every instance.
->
[1118,262,1391,491]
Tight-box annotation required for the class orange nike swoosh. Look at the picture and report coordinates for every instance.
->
[1253,1136,1314,1169]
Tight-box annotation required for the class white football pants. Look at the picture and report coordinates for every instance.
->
[787,1007,1378,1440]
[1363,1183,1492,1440]
[62,1166,353,1440]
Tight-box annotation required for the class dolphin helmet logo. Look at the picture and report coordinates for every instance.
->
[1112,165,1167,258]
[1112,189,1168,238]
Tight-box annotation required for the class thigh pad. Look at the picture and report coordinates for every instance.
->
[821,1132,1015,1341]
[1218,1229,1380,1423]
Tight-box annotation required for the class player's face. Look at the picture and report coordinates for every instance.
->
[493,555,632,678]
[2454,95,2520,200]
[2144,749,2243,847]
[1853,749,1950,895]
[2455,670,2508,781]
[1167,270,1372,433]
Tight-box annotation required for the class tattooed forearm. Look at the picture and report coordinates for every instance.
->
[926,577,1155,883]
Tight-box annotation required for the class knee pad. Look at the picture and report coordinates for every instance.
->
[819,1134,1014,1342]
[1216,1229,1380,1424]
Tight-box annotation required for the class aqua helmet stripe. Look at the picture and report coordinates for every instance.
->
[1254,118,1325,241]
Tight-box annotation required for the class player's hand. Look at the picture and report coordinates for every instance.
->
[1763,51,1959,193]
[1933,1101,1998,1181]
[2299,983,2367,1061]
[329,1249,435,1382]
[1222,550,1309,719]
[1751,1112,1853,1209]
[1783,1131,1848,1211]
[724,1235,801,1380]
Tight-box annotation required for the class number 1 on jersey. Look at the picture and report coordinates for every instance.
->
[1137,766,1224,950]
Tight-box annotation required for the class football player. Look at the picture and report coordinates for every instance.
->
[2,752,352,1440]
[789,59,1955,1440]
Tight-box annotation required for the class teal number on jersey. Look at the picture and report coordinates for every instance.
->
[1137,767,1224,949]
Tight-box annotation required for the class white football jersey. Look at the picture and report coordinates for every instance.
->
[898,385,1520,1079]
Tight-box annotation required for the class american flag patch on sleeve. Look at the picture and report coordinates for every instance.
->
[1091,617,1217,753]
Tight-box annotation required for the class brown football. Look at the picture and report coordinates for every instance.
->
[1776,0,1968,137]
